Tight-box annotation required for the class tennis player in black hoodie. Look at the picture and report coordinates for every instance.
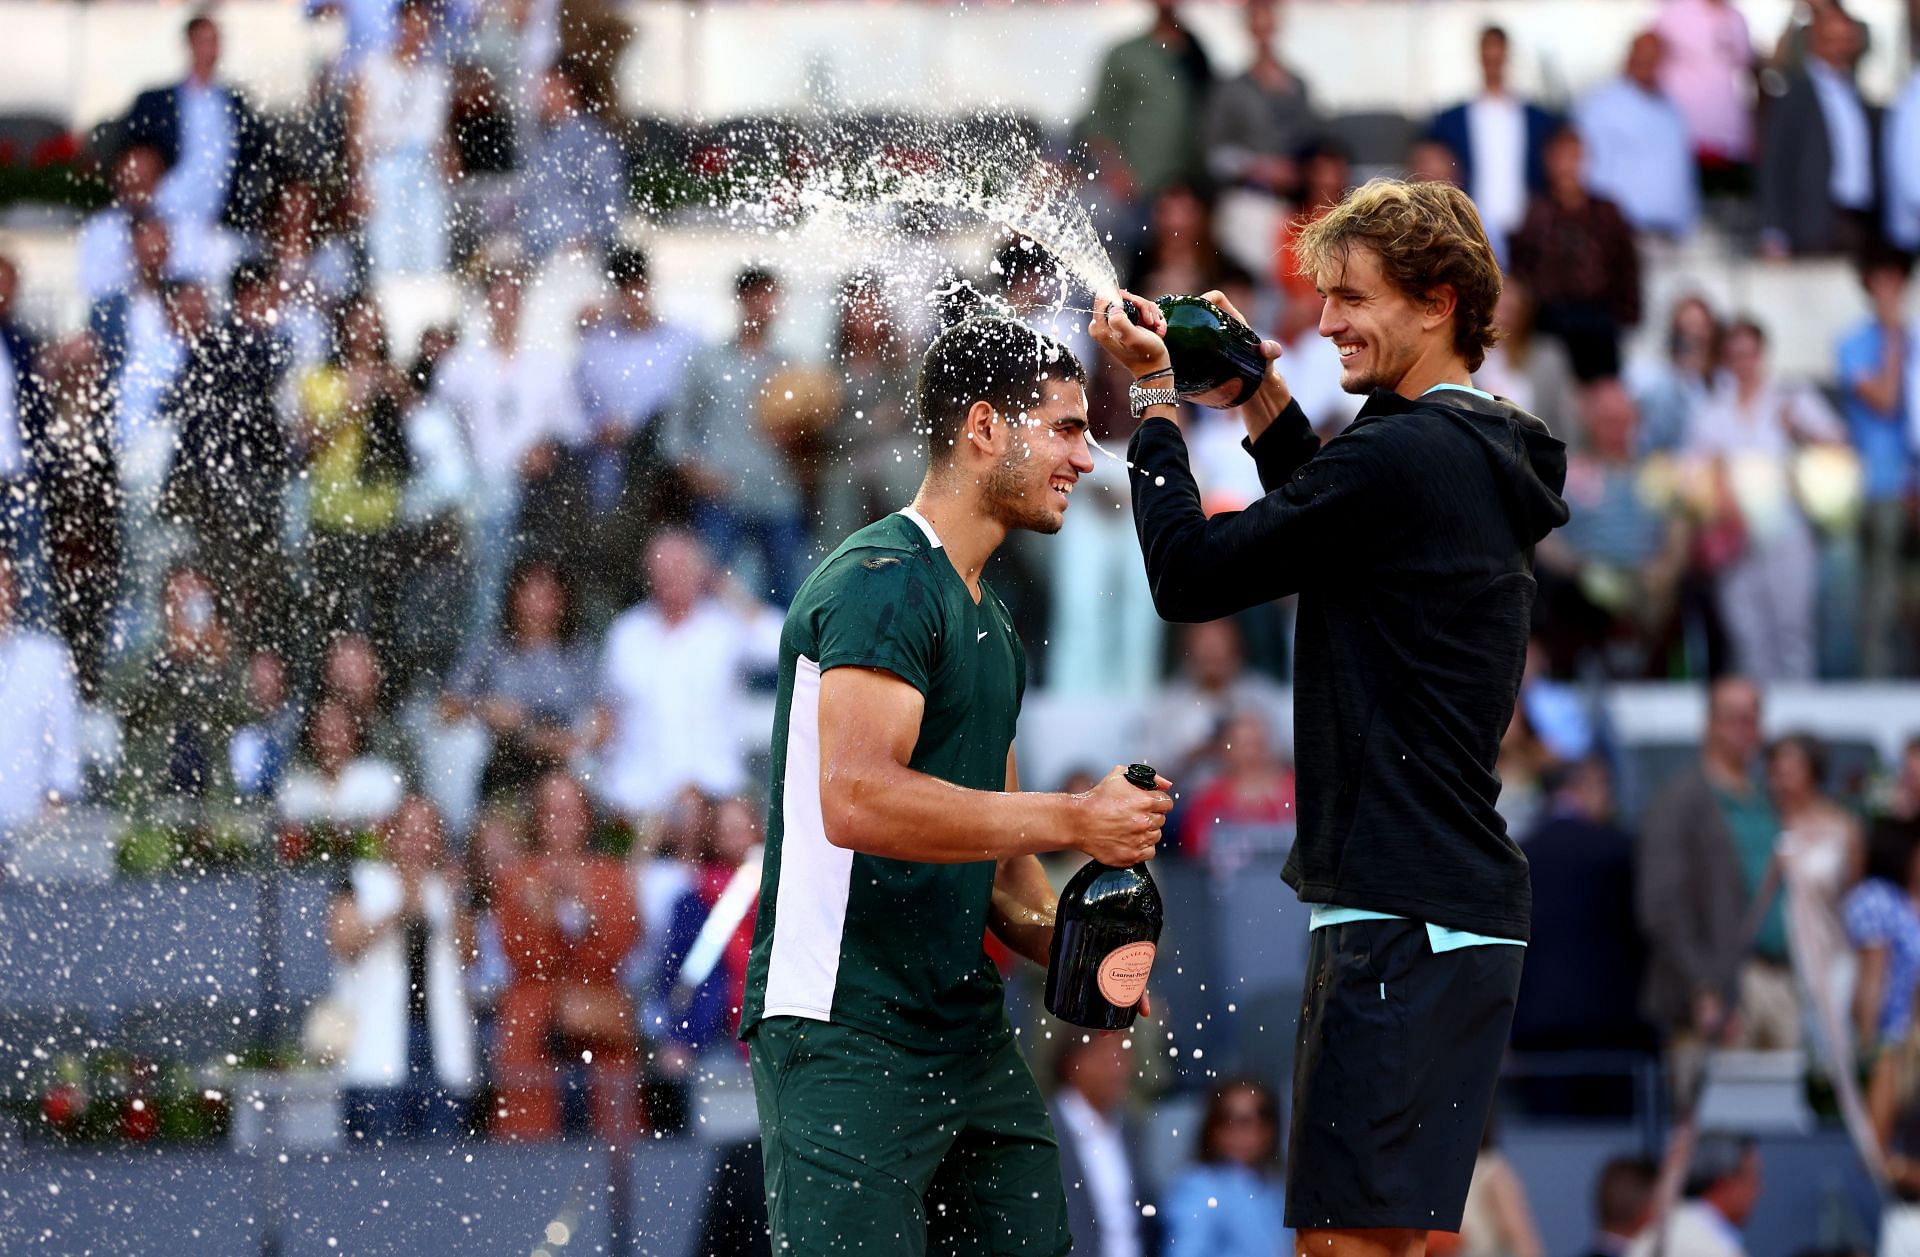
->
[1090,179,1570,1252]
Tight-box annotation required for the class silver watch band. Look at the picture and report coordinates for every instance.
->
[1129,385,1179,418]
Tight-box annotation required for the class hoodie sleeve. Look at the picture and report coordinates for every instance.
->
[1127,414,1403,623]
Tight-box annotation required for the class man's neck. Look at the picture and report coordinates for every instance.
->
[909,479,1006,600]
[1704,751,1751,792]
[1394,351,1475,401]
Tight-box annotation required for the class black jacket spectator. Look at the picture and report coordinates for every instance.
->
[1757,11,1879,257]
[120,80,274,229]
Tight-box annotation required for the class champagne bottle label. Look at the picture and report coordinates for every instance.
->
[1095,941,1157,1007]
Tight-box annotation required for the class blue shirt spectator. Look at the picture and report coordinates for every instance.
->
[1836,256,1916,504]
[519,61,624,261]
[1574,31,1700,239]
[1846,876,1920,1048]
[1163,1080,1289,1256]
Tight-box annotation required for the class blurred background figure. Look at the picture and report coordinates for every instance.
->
[493,770,640,1141]
[1574,31,1700,241]
[1625,1134,1763,1257]
[1163,1079,1289,1256]
[1426,25,1561,263]
[1439,1121,1545,1257]
[0,553,80,853]
[1051,1032,1158,1257]
[1584,1157,1658,1257]
[327,796,478,1142]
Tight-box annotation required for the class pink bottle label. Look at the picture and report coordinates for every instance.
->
[1096,941,1157,1007]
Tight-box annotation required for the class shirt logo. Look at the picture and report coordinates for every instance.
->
[977,629,990,642]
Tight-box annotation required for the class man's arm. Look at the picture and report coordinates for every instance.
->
[818,666,1167,866]
[988,747,1060,967]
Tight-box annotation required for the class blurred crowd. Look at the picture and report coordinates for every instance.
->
[0,0,1915,1248]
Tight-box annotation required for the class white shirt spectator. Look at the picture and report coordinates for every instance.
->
[155,80,236,228]
[596,596,781,818]
[335,859,477,1090]
[1806,58,1874,211]
[278,757,406,828]
[75,209,134,306]
[1576,77,1701,237]
[0,627,81,828]
[1624,1200,1746,1257]
[1467,93,1527,241]
[1055,1088,1142,1257]
[115,292,185,489]
[433,340,582,488]
[1884,71,1920,251]
[574,320,702,436]
[359,50,449,158]
[1688,375,1844,542]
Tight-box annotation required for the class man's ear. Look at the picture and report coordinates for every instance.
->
[959,399,1000,455]
[1422,283,1460,333]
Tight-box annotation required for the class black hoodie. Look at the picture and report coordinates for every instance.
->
[1127,388,1569,940]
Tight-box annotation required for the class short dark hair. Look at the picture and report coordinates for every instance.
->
[185,12,216,40]
[607,246,650,290]
[1858,245,1915,285]
[735,266,778,297]
[1768,731,1829,790]
[1594,1156,1657,1231]
[916,315,1085,465]
[1481,24,1509,46]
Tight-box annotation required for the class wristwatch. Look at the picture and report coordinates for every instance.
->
[1128,384,1179,418]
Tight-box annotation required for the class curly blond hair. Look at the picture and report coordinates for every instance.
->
[1291,178,1503,372]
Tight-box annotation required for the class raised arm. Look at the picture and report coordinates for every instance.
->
[816,667,1168,866]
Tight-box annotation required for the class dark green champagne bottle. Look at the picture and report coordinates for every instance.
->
[1122,294,1268,406]
[1043,764,1166,1031]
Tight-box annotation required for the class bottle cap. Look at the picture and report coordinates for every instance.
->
[1124,764,1158,791]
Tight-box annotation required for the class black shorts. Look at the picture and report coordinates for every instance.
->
[1284,918,1523,1231]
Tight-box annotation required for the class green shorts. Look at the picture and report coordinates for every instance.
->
[748,1015,1071,1256]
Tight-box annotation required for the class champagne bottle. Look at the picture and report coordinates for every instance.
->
[1044,764,1166,1030]
[1122,295,1269,406]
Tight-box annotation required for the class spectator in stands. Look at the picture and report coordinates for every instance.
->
[1584,1157,1658,1257]
[230,648,302,802]
[111,563,246,806]
[1450,1121,1545,1257]
[1176,708,1294,868]
[1639,677,1798,1058]
[642,794,759,1076]
[1630,294,1720,456]
[295,293,415,656]
[446,558,598,800]
[1163,1079,1289,1255]
[433,266,581,635]
[349,0,451,276]
[1835,250,1916,678]
[1509,128,1642,382]
[75,145,163,308]
[1757,4,1877,259]
[161,258,293,654]
[1654,0,1757,187]
[595,530,781,826]
[1624,1133,1761,1257]
[1688,319,1847,681]
[1869,1017,1920,1250]
[1845,754,1920,1051]
[276,699,406,843]
[1575,31,1700,240]
[494,770,641,1140]
[1202,0,1316,269]
[327,795,478,1141]
[575,246,700,451]
[34,334,120,697]
[0,255,47,588]
[315,630,404,759]
[1772,733,1864,1066]
[1273,137,1354,321]
[1051,1032,1158,1257]
[1474,278,1579,447]
[1534,379,1690,678]
[264,181,356,376]
[1887,64,1920,252]
[818,269,917,546]
[664,267,810,602]
[121,13,272,239]
[1513,757,1650,1055]
[1080,0,1214,203]
[1426,25,1560,260]
[1134,619,1289,785]
[518,57,624,262]
[0,553,81,843]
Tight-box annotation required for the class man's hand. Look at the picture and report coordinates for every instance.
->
[1069,765,1173,866]
[1088,289,1174,380]
[1199,289,1293,439]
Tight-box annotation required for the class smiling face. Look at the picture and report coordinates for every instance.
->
[980,378,1095,535]
[1315,244,1433,395]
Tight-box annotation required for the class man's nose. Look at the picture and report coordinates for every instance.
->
[1070,437,1096,472]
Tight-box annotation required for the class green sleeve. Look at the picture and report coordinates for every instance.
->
[809,550,944,696]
